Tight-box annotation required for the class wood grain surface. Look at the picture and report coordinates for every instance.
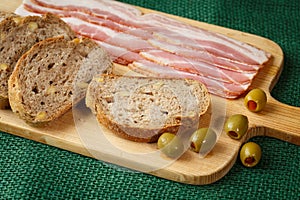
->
[0,0,299,185]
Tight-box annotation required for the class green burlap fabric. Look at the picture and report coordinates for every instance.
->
[1,0,299,199]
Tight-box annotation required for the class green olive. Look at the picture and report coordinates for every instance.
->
[190,128,217,153]
[240,142,262,167]
[157,132,184,158]
[244,88,267,112]
[224,114,249,139]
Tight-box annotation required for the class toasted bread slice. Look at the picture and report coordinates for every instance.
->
[8,37,112,125]
[0,13,76,108]
[86,74,210,142]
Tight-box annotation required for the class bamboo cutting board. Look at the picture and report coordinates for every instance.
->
[1,0,299,185]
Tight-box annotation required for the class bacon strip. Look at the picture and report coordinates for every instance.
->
[95,41,144,65]
[31,0,147,28]
[63,17,116,41]
[140,50,256,84]
[147,38,261,72]
[63,17,155,52]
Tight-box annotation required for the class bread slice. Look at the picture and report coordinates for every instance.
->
[86,74,210,143]
[0,13,76,108]
[0,12,20,108]
[8,37,112,125]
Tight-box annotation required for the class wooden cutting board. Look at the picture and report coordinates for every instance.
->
[1,0,299,185]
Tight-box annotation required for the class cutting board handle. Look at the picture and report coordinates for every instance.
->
[248,94,300,145]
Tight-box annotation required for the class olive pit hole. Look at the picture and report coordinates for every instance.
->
[247,100,257,111]
[245,156,256,165]
[190,142,196,149]
[228,131,238,138]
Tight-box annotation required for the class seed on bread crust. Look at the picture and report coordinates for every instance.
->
[35,111,47,121]
[0,33,5,40]
[46,85,56,95]
[28,22,38,31]
[0,64,8,71]
[12,16,22,25]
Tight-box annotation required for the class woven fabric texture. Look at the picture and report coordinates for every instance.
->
[1,0,300,199]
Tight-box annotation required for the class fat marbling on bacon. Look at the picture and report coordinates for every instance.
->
[15,0,272,99]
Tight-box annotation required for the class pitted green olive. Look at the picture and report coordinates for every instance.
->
[244,88,267,112]
[224,114,249,139]
[190,128,217,153]
[157,133,184,158]
[240,142,262,167]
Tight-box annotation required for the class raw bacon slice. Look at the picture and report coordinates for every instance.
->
[96,41,144,65]
[147,38,261,72]
[63,17,154,52]
[140,50,256,84]
[104,33,155,52]
[152,31,267,67]
[63,17,116,41]
[31,0,148,28]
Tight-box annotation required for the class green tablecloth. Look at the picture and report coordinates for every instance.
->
[1,0,299,199]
